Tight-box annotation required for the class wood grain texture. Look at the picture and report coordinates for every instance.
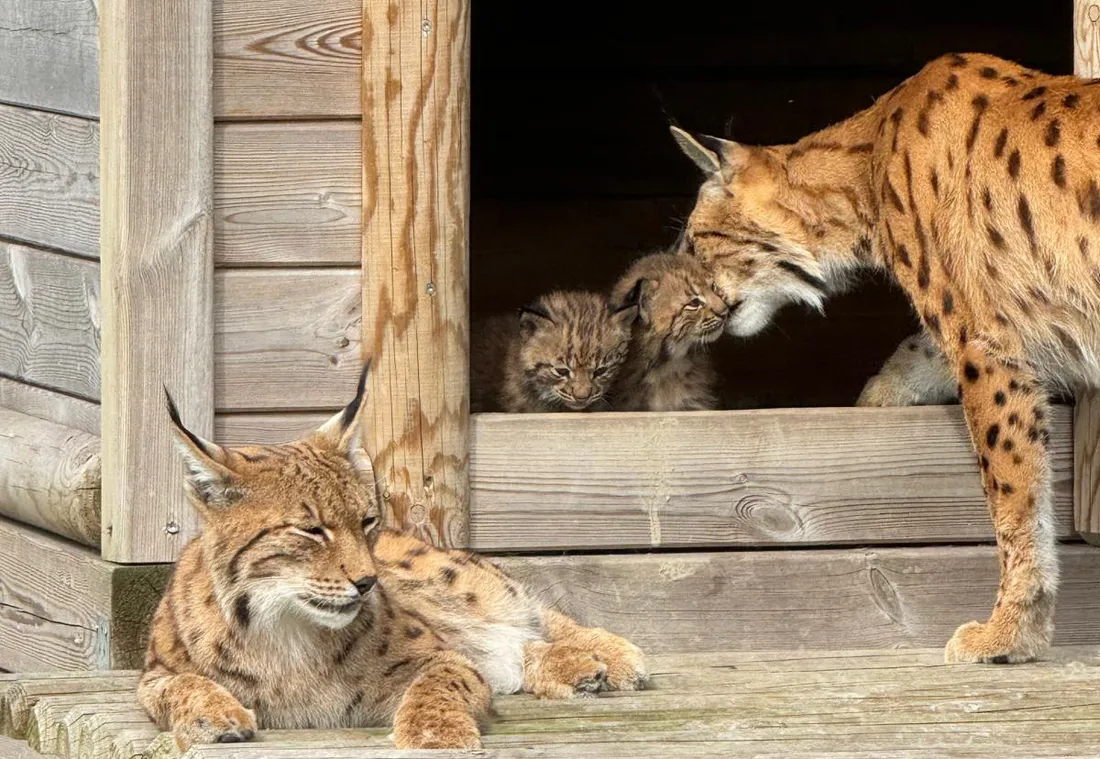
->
[362,0,471,547]
[1074,4,1100,546]
[0,0,98,118]
[500,544,1100,655]
[215,412,331,445]
[0,241,100,400]
[1,673,138,739]
[0,104,98,257]
[469,406,1074,551]
[215,269,361,411]
[214,0,360,119]
[0,377,99,435]
[214,122,360,266]
[0,408,100,547]
[0,518,168,672]
[99,0,214,562]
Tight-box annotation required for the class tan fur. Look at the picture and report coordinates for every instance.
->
[857,331,957,406]
[139,368,647,751]
[470,291,637,413]
[673,53,1096,663]
[609,252,727,411]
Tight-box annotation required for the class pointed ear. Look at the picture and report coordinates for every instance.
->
[670,126,746,183]
[165,388,240,510]
[309,361,375,483]
[517,302,554,338]
[612,278,650,326]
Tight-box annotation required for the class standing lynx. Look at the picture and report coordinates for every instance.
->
[138,364,647,751]
[671,52,1100,664]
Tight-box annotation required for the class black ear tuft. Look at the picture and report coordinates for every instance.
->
[341,359,371,429]
[615,279,644,313]
[517,303,553,323]
[165,386,214,456]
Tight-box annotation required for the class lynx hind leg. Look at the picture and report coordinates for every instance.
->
[536,608,648,692]
[523,641,608,699]
[138,669,257,751]
[944,345,1058,664]
[392,650,490,750]
[857,331,958,407]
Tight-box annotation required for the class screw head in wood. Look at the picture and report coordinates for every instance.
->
[164,520,180,535]
[1092,4,1100,22]
[421,19,432,35]
[426,281,436,296]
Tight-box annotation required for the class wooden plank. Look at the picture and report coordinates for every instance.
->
[499,544,1100,654]
[1074,3,1100,547]
[0,408,100,547]
[0,517,168,672]
[215,269,360,411]
[215,412,331,446]
[214,0,360,119]
[470,406,1074,551]
[362,0,471,547]
[0,377,99,436]
[214,122,360,266]
[0,0,99,118]
[0,241,99,400]
[99,0,214,562]
[0,104,98,257]
[27,692,136,755]
[0,736,46,759]
[1,674,138,739]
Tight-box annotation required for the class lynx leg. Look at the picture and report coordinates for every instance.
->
[138,667,257,751]
[523,641,608,699]
[533,608,648,691]
[857,331,957,406]
[391,650,490,750]
[944,343,1058,663]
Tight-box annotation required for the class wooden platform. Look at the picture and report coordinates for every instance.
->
[3,648,1100,758]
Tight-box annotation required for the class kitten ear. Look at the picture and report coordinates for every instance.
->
[165,389,240,510]
[611,282,643,328]
[670,126,746,183]
[309,361,375,483]
[517,302,554,338]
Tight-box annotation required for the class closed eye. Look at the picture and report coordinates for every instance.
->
[685,296,705,310]
[550,366,571,379]
[592,366,608,378]
[362,515,380,534]
[291,525,328,543]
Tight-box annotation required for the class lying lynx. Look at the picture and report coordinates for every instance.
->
[138,364,647,751]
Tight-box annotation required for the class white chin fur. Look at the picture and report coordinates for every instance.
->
[725,298,777,337]
[294,597,363,630]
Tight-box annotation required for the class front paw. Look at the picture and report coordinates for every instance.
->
[944,620,1041,664]
[171,689,257,751]
[392,709,482,750]
[525,642,608,699]
[590,633,648,691]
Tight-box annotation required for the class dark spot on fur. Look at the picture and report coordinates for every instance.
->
[1065,93,1081,109]
[383,659,413,677]
[1003,439,1015,452]
[234,595,251,629]
[1080,237,1090,259]
[959,326,968,346]
[1028,426,1040,443]
[1013,454,1023,465]
[1053,155,1066,188]
[924,310,941,336]
[407,545,430,557]
[942,291,954,315]
[949,54,968,68]
[979,66,998,79]
[966,95,989,152]
[992,128,1008,159]
[980,455,990,470]
[986,424,1000,448]
[930,169,940,197]
[1045,120,1061,147]
[917,111,930,136]
[1000,483,1015,495]
[1009,379,1021,392]
[964,362,980,382]
[987,224,1006,250]
[377,639,389,656]
[1008,413,1020,426]
[405,626,423,639]
[896,243,912,268]
[440,566,457,585]
[1008,150,1021,179]
[1079,181,1100,223]
[886,181,906,214]
[994,391,1006,405]
[982,187,993,210]
[1022,86,1047,100]
[1018,196,1038,253]
[465,592,478,605]
[1030,101,1047,121]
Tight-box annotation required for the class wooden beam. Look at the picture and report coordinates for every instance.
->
[0,518,168,672]
[469,406,1075,551]
[99,0,215,561]
[499,544,1100,655]
[1074,0,1100,546]
[0,408,100,547]
[0,0,98,118]
[0,241,100,401]
[361,0,471,546]
[0,104,98,257]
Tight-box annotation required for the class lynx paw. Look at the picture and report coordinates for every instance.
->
[525,642,608,699]
[392,709,482,749]
[593,633,649,692]
[171,690,257,750]
[944,620,1044,664]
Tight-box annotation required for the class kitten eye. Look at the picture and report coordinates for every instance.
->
[294,525,327,543]
[592,366,608,378]
[362,516,380,534]
[550,366,571,379]
[685,296,705,310]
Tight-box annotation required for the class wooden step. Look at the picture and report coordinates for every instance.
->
[4,649,1100,758]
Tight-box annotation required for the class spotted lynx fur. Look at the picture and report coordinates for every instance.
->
[672,52,1100,664]
[138,365,647,751]
[610,252,727,411]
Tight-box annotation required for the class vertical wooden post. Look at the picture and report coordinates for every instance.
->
[361,0,471,547]
[100,0,215,561]
[1073,0,1100,545]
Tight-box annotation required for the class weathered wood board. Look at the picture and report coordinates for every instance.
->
[0,377,99,436]
[0,518,168,672]
[0,408,100,547]
[0,105,98,257]
[470,406,1075,550]
[0,0,99,118]
[0,241,100,400]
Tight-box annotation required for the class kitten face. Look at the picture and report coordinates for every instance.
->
[612,253,729,358]
[518,291,636,411]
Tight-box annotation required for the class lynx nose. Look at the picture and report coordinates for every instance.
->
[353,575,377,595]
